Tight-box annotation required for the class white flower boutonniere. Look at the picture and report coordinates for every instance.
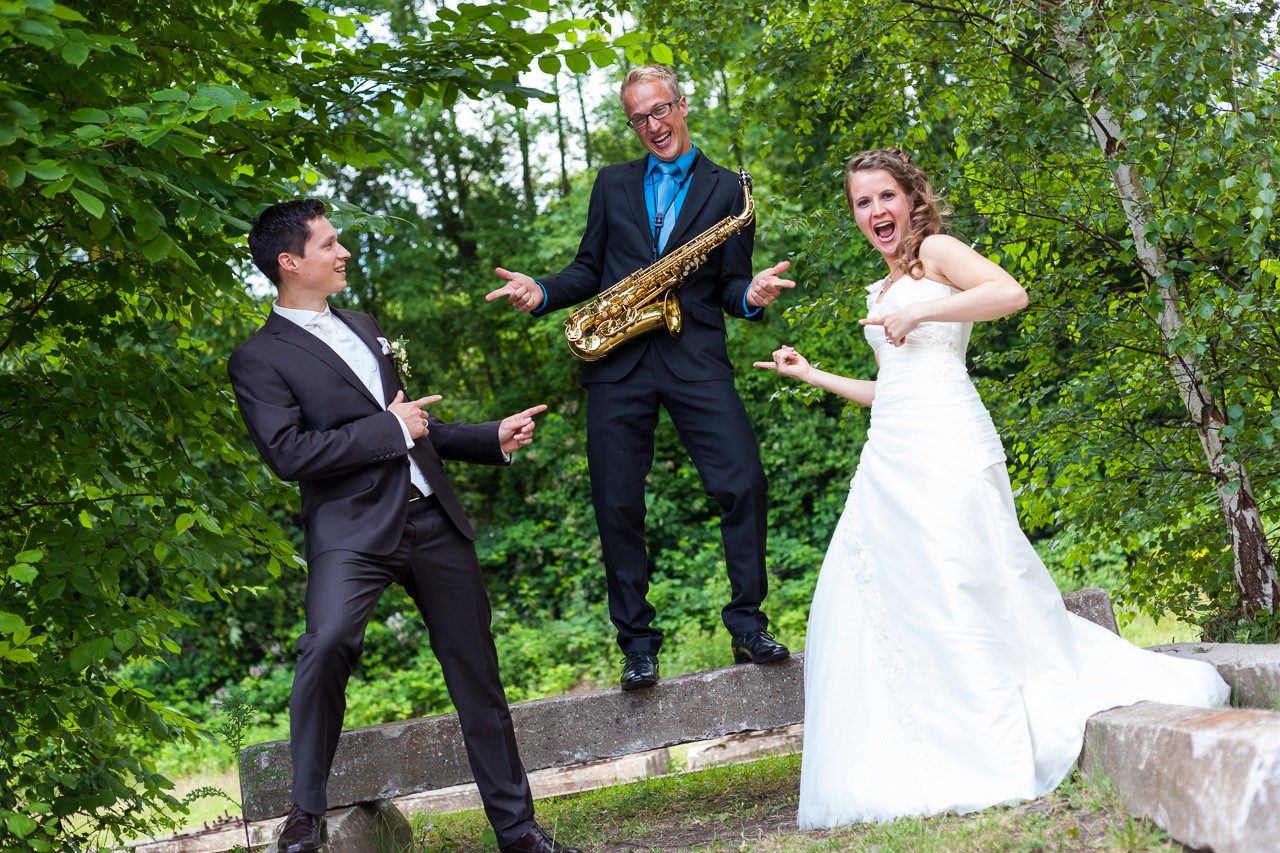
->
[378,336,413,378]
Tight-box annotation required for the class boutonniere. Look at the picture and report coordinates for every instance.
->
[377,336,413,378]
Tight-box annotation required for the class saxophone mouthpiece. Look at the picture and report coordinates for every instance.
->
[738,168,753,188]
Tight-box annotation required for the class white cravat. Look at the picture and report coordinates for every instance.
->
[277,303,433,498]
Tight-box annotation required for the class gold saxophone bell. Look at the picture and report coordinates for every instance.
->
[563,170,754,361]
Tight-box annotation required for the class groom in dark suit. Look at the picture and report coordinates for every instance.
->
[228,200,579,853]
[486,64,794,691]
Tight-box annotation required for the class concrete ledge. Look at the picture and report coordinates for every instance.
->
[1148,642,1280,710]
[241,587,1125,822]
[242,654,805,821]
[1081,702,1280,853]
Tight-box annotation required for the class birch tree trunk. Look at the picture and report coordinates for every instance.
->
[1085,99,1278,616]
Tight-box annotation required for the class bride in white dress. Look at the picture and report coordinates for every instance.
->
[756,148,1230,829]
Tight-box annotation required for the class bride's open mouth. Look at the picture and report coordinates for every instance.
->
[874,222,896,242]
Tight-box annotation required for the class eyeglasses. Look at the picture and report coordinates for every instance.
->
[625,96,681,130]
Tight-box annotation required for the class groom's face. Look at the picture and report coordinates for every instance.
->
[283,216,351,298]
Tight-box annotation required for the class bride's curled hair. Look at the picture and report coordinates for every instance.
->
[844,147,950,280]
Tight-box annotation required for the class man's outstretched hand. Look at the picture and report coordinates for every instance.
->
[486,268,545,313]
[499,404,549,454]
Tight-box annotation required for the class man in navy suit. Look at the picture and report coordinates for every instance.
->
[229,200,579,853]
[487,65,794,691]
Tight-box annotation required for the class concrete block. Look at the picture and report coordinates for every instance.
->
[1062,588,1120,634]
[241,655,805,821]
[1149,642,1280,710]
[684,724,804,772]
[398,748,670,816]
[1081,701,1280,853]
[320,801,414,853]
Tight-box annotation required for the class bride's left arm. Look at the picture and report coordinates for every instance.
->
[912,234,1028,323]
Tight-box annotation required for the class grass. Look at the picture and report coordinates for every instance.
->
[411,753,1181,852]
[1117,610,1200,648]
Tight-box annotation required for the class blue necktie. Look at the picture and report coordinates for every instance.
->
[653,161,681,256]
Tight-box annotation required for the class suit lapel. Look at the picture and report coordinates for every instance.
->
[624,157,652,250]
[333,308,400,407]
[666,156,719,250]
[266,311,382,409]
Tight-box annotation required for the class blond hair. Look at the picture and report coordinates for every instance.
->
[620,64,682,108]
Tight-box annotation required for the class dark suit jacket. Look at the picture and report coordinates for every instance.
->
[536,153,760,384]
[228,307,506,561]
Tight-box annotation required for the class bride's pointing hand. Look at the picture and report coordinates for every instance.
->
[753,345,811,380]
[860,305,921,347]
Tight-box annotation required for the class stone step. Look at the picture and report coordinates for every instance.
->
[1148,642,1280,710]
[1082,702,1280,853]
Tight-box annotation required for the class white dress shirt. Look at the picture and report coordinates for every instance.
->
[273,302,433,498]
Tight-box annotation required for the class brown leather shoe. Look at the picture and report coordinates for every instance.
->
[499,821,583,853]
[277,804,325,852]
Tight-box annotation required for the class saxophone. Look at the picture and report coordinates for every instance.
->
[563,169,755,361]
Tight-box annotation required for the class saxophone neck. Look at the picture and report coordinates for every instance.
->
[734,168,755,224]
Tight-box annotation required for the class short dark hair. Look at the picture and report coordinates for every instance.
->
[247,199,328,285]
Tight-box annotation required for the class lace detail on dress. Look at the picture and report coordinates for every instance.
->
[837,505,935,772]
[903,321,960,352]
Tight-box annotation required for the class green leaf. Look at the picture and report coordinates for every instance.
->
[5,813,38,838]
[69,637,115,671]
[194,83,249,108]
[0,612,28,634]
[69,107,110,124]
[61,39,90,67]
[8,563,38,584]
[538,54,560,75]
[142,232,173,263]
[1,159,26,189]
[651,43,674,65]
[175,513,195,535]
[113,629,137,653]
[26,163,67,181]
[70,188,105,219]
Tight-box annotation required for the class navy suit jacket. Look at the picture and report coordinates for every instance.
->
[228,307,506,561]
[536,153,760,383]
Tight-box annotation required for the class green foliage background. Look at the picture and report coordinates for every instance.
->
[1,0,1276,848]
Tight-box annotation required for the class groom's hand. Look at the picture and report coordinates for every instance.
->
[389,390,443,439]
[498,404,548,454]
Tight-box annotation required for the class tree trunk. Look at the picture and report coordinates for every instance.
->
[1085,99,1278,616]
[553,73,571,198]
[576,71,592,172]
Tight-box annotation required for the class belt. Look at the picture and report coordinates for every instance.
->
[408,486,438,509]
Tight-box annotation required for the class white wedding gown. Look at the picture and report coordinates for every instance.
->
[796,276,1230,829]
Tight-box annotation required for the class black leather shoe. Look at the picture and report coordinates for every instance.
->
[732,630,790,665]
[499,821,583,853]
[620,651,659,691]
[277,804,325,852]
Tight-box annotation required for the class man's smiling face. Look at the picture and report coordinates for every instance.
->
[622,79,692,163]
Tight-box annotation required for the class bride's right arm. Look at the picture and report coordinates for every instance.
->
[754,346,876,407]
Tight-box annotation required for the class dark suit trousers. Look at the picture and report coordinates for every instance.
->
[586,345,770,654]
[289,497,534,845]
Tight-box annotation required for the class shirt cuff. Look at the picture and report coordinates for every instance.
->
[395,413,415,448]
[529,281,550,316]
